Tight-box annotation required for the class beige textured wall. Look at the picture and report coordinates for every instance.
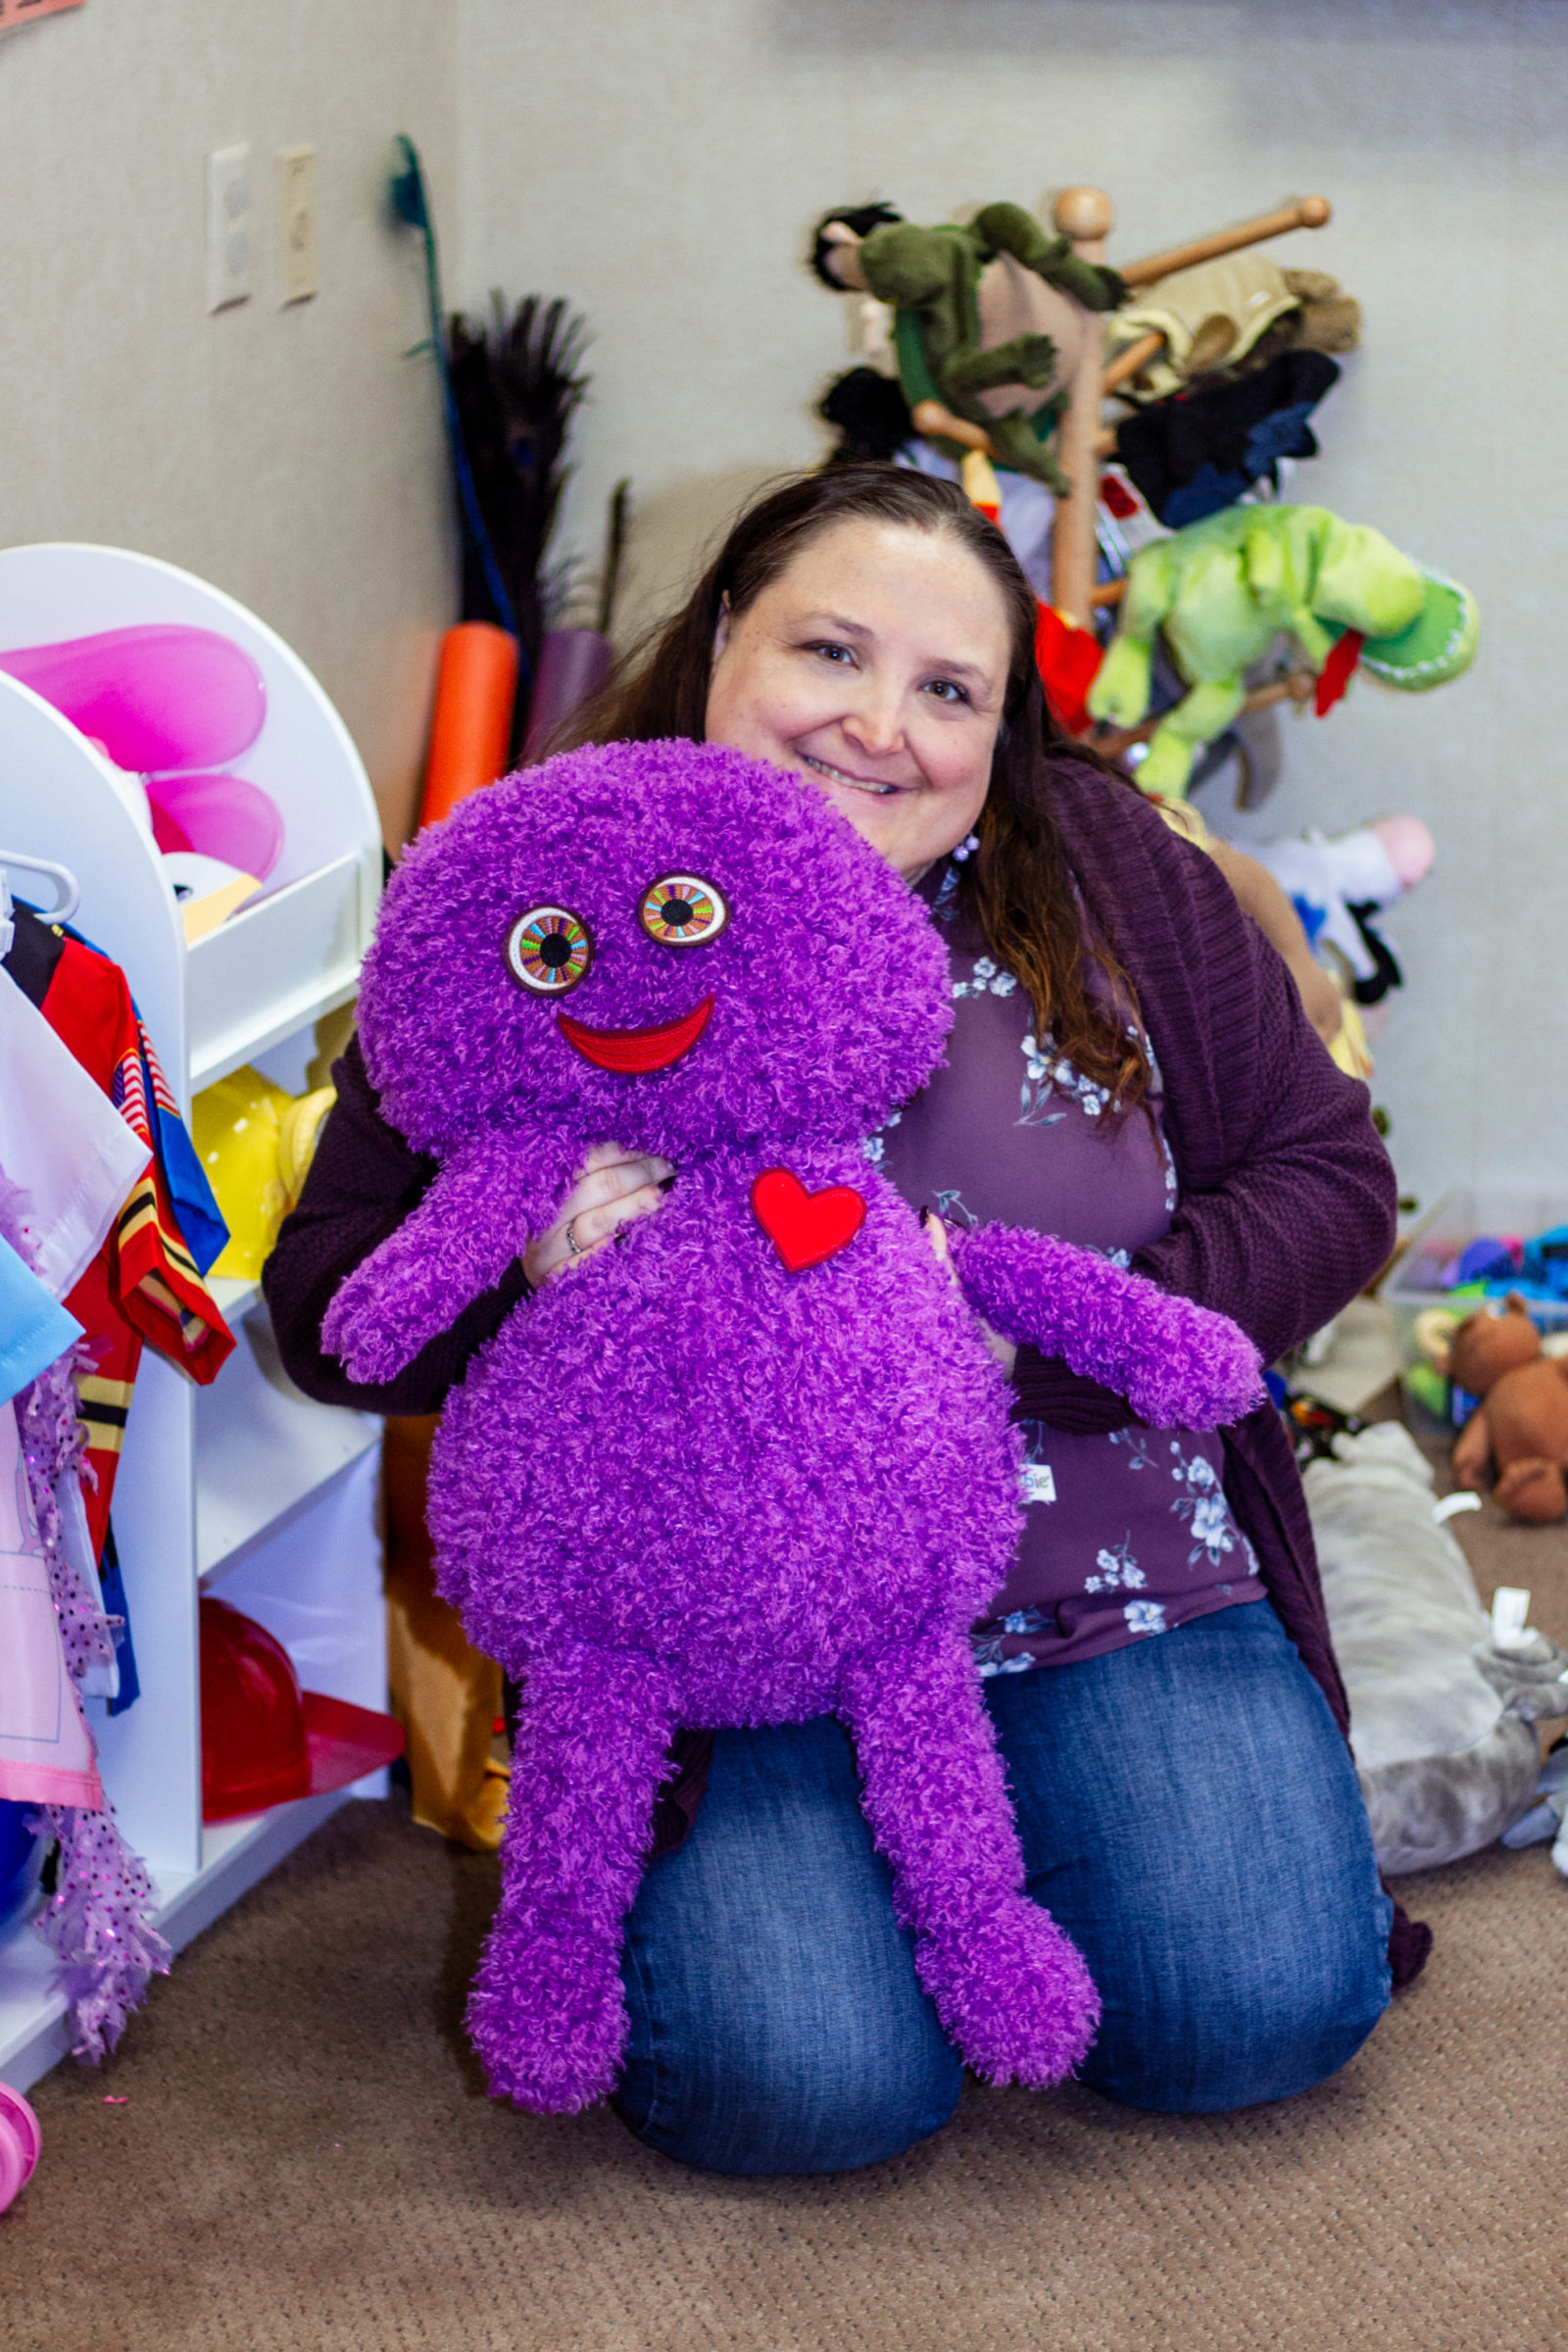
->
[0,0,460,847]
[459,0,1568,1211]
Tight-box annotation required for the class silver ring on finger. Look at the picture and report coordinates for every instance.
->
[564,1216,586,1257]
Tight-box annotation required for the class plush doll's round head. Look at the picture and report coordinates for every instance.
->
[358,739,954,1158]
[1447,1294,1544,1396]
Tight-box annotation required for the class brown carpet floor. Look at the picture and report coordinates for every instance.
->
[3,1483,1565,2352]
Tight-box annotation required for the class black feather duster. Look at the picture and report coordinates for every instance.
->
[447,294,592,667]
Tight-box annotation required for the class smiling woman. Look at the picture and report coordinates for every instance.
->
[266,463,1408,2180]
[705,523,1008,878]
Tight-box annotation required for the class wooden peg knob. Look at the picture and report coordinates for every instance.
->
[1053,186,1115,245]
[1298,195,1332,229]
[910,399,998,458]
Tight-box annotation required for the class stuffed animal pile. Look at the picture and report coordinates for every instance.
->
[325,741,1262,2111]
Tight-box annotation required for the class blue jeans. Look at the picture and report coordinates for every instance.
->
[616,1600,1392,2175]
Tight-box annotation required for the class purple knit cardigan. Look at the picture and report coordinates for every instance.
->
[264,760,1428,1986]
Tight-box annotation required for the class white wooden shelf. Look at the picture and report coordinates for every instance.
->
[196,1307,379,1584]
[209,1274,264,1324]
[0,545,382,1117]
[189,853,368,1093]
[0,544,389,2096]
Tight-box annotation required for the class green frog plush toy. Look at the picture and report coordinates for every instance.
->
[813,202,1127,492]
[1087,503,1479,797]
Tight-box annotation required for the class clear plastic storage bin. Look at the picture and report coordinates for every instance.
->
[1387,1188,1568,1382]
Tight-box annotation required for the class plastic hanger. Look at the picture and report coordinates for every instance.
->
[0,851,81,962]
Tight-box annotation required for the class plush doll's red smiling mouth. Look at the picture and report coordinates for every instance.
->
[557,995,714,1074]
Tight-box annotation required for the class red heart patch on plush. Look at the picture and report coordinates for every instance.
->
[750,1167,866,1273]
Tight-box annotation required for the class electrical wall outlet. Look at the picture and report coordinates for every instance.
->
[206,144,253,313]
[277,147,318,306]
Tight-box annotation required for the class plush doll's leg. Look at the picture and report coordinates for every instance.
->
[1138,678,1249,799]
[1450,1404,1492,1492]
[945,336,1061,398]
[952,1224,1262,1431]
[838,1631,1100,2088]
[988,409,1071,496]
[1494,1458,1568,1524]
[468,1642,680,2113]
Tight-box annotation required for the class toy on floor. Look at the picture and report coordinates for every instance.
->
[1306,1423,1568,1876]
[1501,1739,1568,1878]
[0,2082,40,2215]
[322,740,1263,2112]
[1086,504,1480,796]
[1436,1296,1568,1524]
[812,201,1127,491]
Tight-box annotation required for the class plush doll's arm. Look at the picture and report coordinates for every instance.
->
[946,338,1061,400]
[971,202,1128,312]
[952,1224,1263,1431]
[321,1127,578,1387]
[1450,1404,1493,1492]
[1136,678,1250,798]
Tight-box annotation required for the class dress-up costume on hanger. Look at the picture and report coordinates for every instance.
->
[0,906,230,2057]
[3,902,232,1557]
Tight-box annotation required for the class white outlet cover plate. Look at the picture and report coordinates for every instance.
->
[278,147,318,306]
[207,144,253,314]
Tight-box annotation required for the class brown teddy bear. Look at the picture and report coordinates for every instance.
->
[1443,1294,1568,1523]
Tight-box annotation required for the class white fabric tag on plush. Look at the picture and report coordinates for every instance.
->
[1491,1586,1534,1651]
[1433,1492,1483,1524]
[1022,1463,1056,1506]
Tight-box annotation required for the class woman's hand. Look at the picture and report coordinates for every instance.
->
[523,1143,675,1289]
[922,1210,1018,1376]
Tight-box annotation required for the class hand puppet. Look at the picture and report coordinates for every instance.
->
[324,740,1263,2111]
[1104,255,1360,403]
[812,201,1126,491]
[1248,815,1435,1008]
[1111,349,1343,528]
[1087,503,1479,796]
[1441,1295,1568,1524]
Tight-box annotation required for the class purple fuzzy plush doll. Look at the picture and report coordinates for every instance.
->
[324,739,1262,2112]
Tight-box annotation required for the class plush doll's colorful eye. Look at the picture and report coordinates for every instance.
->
[506,906,593,995]
[639,873,729,948]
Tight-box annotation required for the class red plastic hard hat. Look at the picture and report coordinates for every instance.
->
[199,1596,404,1825]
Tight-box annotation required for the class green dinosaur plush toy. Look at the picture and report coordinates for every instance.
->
[815,202,1127,491]
[1087,503,1479,797]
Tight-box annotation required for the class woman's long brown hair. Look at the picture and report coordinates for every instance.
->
[554,465,1152,1111]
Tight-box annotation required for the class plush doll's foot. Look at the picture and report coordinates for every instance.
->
[466,1918,628,2113]
[1494,1457,1568,1526]
[916,1896,1101,2088]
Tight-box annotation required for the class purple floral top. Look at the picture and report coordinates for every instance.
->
[875,857,1265,1673]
